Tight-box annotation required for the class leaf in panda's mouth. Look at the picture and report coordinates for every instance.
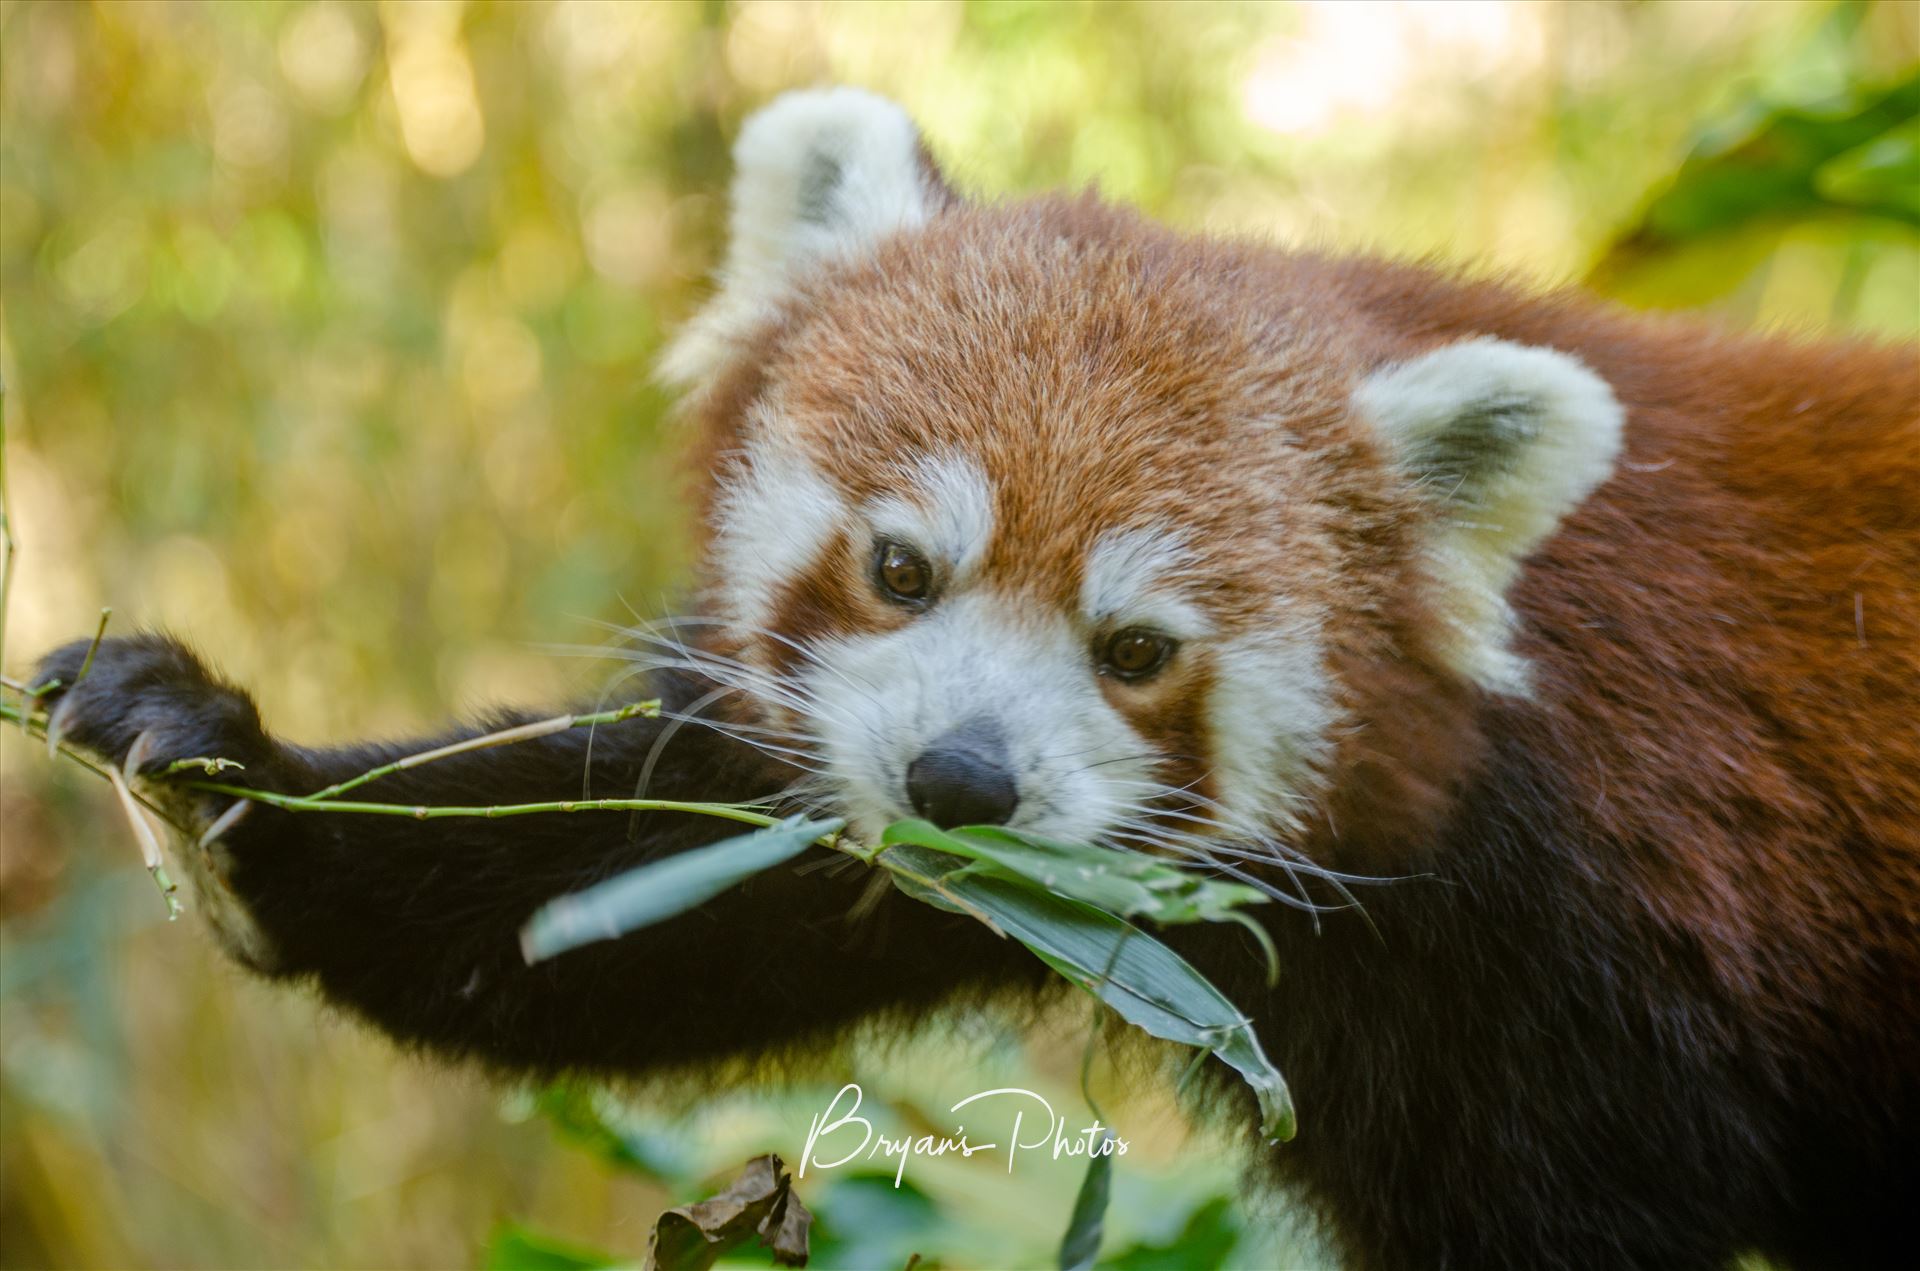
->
[879,816,1282,986]
[880,837,1295,1145]
[877,819,1276,950]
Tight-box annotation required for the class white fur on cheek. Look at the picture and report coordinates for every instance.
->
[1356,337,1624,695]
[660,88,935,388]
[709,420,846,633]
[1207,616,1337,841]
[865,452,995,580]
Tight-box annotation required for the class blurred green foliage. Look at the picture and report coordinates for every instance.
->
[1,2,1915,1268]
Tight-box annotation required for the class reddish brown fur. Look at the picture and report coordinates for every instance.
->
[1316,257,1920,1051]
[1114,649,1221,815]
[762,528,896,678]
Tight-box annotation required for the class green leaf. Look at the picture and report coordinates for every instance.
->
[530,1084,693,1181]
[519,817,843,964]
[881,820,1268,925]
[1098,1195,1241,1271]
[886,846,1294,1142]
[1816,118,1920,220]
[1056,1137,1115,1270]
[804,1174,947,1271]
[1595,70,1920,289]
[483,1223,626,1271]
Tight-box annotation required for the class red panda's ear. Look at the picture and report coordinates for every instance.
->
[1354,337,1625,696]
[660,88,956,389]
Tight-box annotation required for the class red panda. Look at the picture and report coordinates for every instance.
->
[33,88,1920,1269]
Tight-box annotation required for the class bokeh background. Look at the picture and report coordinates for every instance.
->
[1,2,1915,1268]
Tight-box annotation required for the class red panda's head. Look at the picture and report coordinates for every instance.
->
[659,90,1623,862]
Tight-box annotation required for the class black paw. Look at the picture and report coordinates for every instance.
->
[31,634,280,784]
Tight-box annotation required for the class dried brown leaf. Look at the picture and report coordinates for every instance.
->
[643,1153,812,1271]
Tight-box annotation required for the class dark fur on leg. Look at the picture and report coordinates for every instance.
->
[33,634,1043,1080]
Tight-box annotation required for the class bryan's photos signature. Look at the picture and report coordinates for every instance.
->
[799,1082,1130,1187]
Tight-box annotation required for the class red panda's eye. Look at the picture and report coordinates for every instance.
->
[1099,629,1176,681]
[874,542,933,605]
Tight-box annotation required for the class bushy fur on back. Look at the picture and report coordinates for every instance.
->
[34,90,1919,1270]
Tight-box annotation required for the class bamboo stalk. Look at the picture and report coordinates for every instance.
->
[72,606,111,686]
[107,762,183,920]
[186,780,791,829]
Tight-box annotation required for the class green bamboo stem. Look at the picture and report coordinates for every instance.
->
[107,761,183,920]
[186,780,791,829]
[73,606,111,686]
[6,676,903,911]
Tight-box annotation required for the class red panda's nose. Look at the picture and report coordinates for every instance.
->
[906,719,1019,829]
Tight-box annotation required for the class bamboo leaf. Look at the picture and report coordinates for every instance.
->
[1817,118,1920,219]
[881,820,1268,926]
[886,845,1295,1142]
[1591,69,1920,293]
[1056,1136,1114,1271]
[520,817,842,964]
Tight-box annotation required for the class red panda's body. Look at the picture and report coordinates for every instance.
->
[1261,269,1919,1269]
[31,90,1919,1269]
[676,191,1920,1265]
[1266,259,1917,1269]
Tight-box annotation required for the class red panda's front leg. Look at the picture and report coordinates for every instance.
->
[31,634,1038,1078]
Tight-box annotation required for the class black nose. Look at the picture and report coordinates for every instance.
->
[906,720,1019,829]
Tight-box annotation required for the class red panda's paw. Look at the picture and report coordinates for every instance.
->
[30,633,293,969]
[31,633,280,784]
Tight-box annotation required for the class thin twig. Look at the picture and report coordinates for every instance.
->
[0,701,190,831]
[107,761,183,920]
[304,700,660,801]
[188,780,790,828]
[162,756,245,776]
[74,606,111,686]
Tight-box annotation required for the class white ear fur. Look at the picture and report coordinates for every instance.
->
[660,87,941,388]
[1355,337,1624,695]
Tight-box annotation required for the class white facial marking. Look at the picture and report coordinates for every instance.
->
[1207,617,1336,839]
[802,592,1156,846]
[864,452,995,580]
[1081,525,1213,640]
[709,417,845,632]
